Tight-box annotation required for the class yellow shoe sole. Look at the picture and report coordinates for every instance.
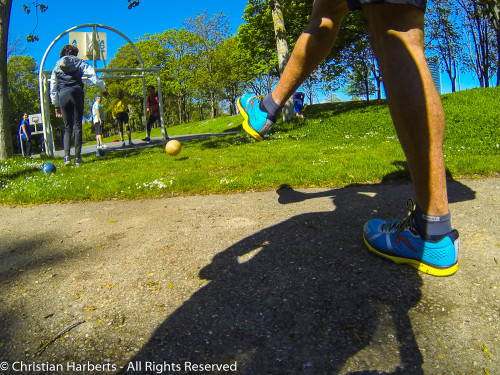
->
[237,98,263,142]
[363,235,459,277]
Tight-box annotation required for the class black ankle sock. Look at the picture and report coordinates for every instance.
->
[413,204,452,240]
[260,94,281,119]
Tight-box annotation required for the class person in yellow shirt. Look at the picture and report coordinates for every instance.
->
[112,89,140,146]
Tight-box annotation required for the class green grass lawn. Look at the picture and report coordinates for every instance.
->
[1,87,499,204]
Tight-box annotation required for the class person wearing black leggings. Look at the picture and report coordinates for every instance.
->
[50,44,106,166]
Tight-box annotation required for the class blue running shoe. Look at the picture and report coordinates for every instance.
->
[363,199,460,276]
[237,94,275,141]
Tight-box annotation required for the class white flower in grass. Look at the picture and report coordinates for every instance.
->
[219,177,236,185]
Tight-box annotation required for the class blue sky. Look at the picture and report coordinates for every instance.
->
[9,0,484,100]
[9,0,248,69]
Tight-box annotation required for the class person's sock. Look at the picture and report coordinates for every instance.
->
[260,94,281,120]
[413,204,453,241]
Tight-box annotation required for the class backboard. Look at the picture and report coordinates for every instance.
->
[68,31,107,60]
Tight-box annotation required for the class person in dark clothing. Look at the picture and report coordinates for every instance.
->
[293,92,306,118]
[50,44,106,166]
[19,113,32,158]
[142,85,168,142]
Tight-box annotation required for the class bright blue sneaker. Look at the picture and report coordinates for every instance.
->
[237,94,275,141]
[363,199,460,276]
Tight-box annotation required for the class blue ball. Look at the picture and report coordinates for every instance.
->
[42,162,57,174]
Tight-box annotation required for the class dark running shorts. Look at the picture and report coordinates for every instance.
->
[94,121,103,135]
[114,112,129,133]
[346,0,426,12]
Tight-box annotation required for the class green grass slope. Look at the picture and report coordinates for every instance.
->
[1,87,498,204]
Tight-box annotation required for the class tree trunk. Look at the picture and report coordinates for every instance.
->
[210,90,217,118]
[497,28,500,86]
[178,95,186,124]
[198,99,203,121]
[0,0,14,160]
[270,0,294,121]
[486,4,500,85]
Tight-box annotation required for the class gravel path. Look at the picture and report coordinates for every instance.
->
[0,177,498,374]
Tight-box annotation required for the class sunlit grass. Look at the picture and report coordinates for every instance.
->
[2,87,499,204]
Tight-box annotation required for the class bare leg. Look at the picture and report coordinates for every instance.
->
[271,0,349,106]
[364,4,449,216]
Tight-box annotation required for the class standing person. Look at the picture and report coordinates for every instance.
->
[19,113,32,158]
[293,91,306,119]
[50,44,106,166]
[92,95,107,149]
[238,0,460,276]
[142,85,168,142]
[112,89,140,147]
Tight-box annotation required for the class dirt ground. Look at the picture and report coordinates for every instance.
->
[0,177,498,375]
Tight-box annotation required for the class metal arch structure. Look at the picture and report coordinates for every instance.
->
[38,23,167,157]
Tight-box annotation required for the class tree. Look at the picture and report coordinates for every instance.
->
[478,0,500,85]
[345,70,377,101]
[214,37,253,115]
[22,1,48,42]
[458,0,497,87]
[184,11,231,119]
[302,70,322,105]
[0,0,13,160]
[237,0,314,95]
[270,0,294,120]
[337,13,379,101]
[7,34,27,58]
[426,0,464,92]
[0,1,137,160]
[7,55,40,132]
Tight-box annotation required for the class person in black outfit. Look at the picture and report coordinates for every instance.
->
[50,44,106,166]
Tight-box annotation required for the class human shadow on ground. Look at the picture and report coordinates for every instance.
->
[120,178,475,375]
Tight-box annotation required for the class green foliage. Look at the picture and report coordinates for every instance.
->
[82,121,95,142]
[184,11,232,118]
[478,0,500,31]
[22,1,48,42]
[127,0,139,9]
[1,87,498,204]
[7,55,40,142]
[110,12,251,124]
[237,0,314,87]
[214,37,253,115]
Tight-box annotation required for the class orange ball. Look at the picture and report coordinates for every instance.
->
[165,140,182,156]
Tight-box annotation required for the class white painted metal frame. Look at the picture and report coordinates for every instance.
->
[38,23,167,157]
